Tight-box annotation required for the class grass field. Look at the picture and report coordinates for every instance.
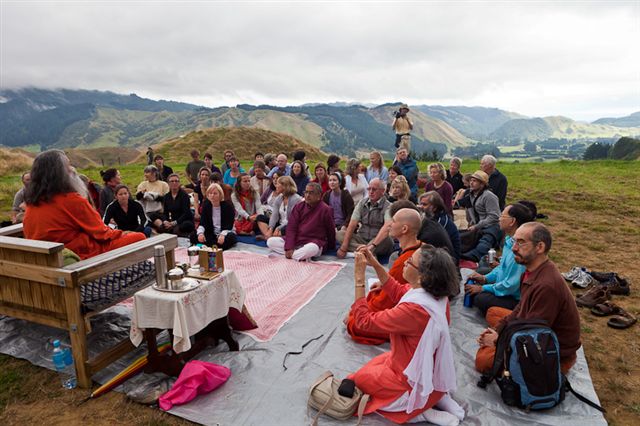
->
[1,158,639,425]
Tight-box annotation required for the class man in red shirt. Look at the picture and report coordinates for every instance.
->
[475,222,581,374]
[266,183,335,261]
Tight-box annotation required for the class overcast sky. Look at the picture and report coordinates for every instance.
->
[1,1,638,121]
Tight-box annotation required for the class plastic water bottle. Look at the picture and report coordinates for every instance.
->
[52,340,77,389]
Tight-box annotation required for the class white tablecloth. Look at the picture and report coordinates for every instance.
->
[130,270,245,353]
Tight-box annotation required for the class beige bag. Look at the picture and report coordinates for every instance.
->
[308,371,369,425]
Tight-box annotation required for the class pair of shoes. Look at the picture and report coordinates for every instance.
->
[592,272,631,296]
[562,266,586,282]
[571,269,594,289]
[576,286,610,308]
[591,301,637,329]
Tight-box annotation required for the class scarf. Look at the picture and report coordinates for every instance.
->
[398,288,456,413]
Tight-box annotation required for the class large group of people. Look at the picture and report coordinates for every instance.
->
[10,136,585,425]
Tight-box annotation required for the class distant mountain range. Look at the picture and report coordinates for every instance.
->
[1,88,638,155]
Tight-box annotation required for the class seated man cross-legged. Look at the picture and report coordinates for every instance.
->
[475,222,581,375]
[266,183,336,261]
[336,178,394,259]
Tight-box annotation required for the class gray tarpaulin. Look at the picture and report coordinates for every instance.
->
[0,243,606,425]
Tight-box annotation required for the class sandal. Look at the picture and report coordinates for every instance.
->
[576,286,610,308]
[607,311,637,329]
[591,301,623,317]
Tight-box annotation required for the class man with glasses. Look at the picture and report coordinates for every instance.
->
[475,222,581,375]
[337,178,394,258]
[266,183,335,261]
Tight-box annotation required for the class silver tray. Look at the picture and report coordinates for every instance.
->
[152,279,201,293]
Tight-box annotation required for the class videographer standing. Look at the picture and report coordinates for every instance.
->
[392,103,413,150]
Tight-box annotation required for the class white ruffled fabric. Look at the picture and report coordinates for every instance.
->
[396,288,457,413]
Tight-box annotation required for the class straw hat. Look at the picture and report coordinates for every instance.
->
[470,170,489,185]
[399,104,410,111]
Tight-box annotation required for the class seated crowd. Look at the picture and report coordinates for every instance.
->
[12,145,584,425]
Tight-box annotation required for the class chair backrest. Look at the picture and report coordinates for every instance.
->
[0,234,67,316]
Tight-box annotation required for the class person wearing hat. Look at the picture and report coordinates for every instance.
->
[455,170,501,262]
[392,104,413,150]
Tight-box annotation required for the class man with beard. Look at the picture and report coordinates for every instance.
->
[475,222,581,375]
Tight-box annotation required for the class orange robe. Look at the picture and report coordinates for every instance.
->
[347,243,421,344]
[23,193,146,260]
[348,277,450,424]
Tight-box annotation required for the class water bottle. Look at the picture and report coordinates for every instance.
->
[52,340,77,389]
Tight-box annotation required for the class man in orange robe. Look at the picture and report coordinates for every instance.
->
[22,150,145,260]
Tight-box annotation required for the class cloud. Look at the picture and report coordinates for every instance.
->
[1,1,638,120]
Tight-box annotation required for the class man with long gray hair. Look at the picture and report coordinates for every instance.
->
[23,150,146,260]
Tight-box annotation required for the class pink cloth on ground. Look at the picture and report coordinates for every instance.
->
[159,360,231,411]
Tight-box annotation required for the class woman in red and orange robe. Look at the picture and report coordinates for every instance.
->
[348,245,464,425]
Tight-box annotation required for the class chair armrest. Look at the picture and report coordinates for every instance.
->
[64,234,178,285]
[0,223,24,237]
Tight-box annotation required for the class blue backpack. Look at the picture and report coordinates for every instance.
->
[478,319,605,413]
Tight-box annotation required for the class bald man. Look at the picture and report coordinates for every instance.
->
[267,153,291,178]
[387,208,423,284]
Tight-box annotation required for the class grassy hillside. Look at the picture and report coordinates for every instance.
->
[148,127,326,166]
[413,105,525,139]
[491,115,640,142]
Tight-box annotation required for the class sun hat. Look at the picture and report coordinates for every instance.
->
[400,104,410,111]
[470,170,489,185]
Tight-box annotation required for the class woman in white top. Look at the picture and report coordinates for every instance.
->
[257,176,303,240]
[345,158,368,204]
[231,173,269,236]
[195,183,237,250]
[135,165,169,216]
[367,151,389,182]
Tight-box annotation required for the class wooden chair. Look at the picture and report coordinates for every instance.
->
[0,224,177,388]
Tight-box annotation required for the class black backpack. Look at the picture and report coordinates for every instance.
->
[477,319,605,413]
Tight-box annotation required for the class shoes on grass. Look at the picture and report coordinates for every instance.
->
[563,266,586,282]
[571,269,594,289]
[590,271,631,296]
[576,286,610,308]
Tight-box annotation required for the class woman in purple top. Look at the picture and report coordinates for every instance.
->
[425,163,453,217]
[322,172,355,230]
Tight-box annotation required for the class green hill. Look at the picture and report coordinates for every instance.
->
[152,127,327,166]
[413,105,525,139]
[491,116,640,142]
[593,111,640,127]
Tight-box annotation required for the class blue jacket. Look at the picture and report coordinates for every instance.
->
[482,235,524,299]
[393,158,418,197]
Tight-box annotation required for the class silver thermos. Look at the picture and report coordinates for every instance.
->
[154,245,169,289]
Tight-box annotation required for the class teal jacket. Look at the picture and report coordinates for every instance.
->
[482,235,524,300]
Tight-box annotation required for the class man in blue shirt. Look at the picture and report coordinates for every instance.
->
[266,153,291,178]
[464,202,536,317]
[392,147,418,199]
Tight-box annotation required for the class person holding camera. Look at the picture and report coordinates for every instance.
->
[392,104,413,150]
